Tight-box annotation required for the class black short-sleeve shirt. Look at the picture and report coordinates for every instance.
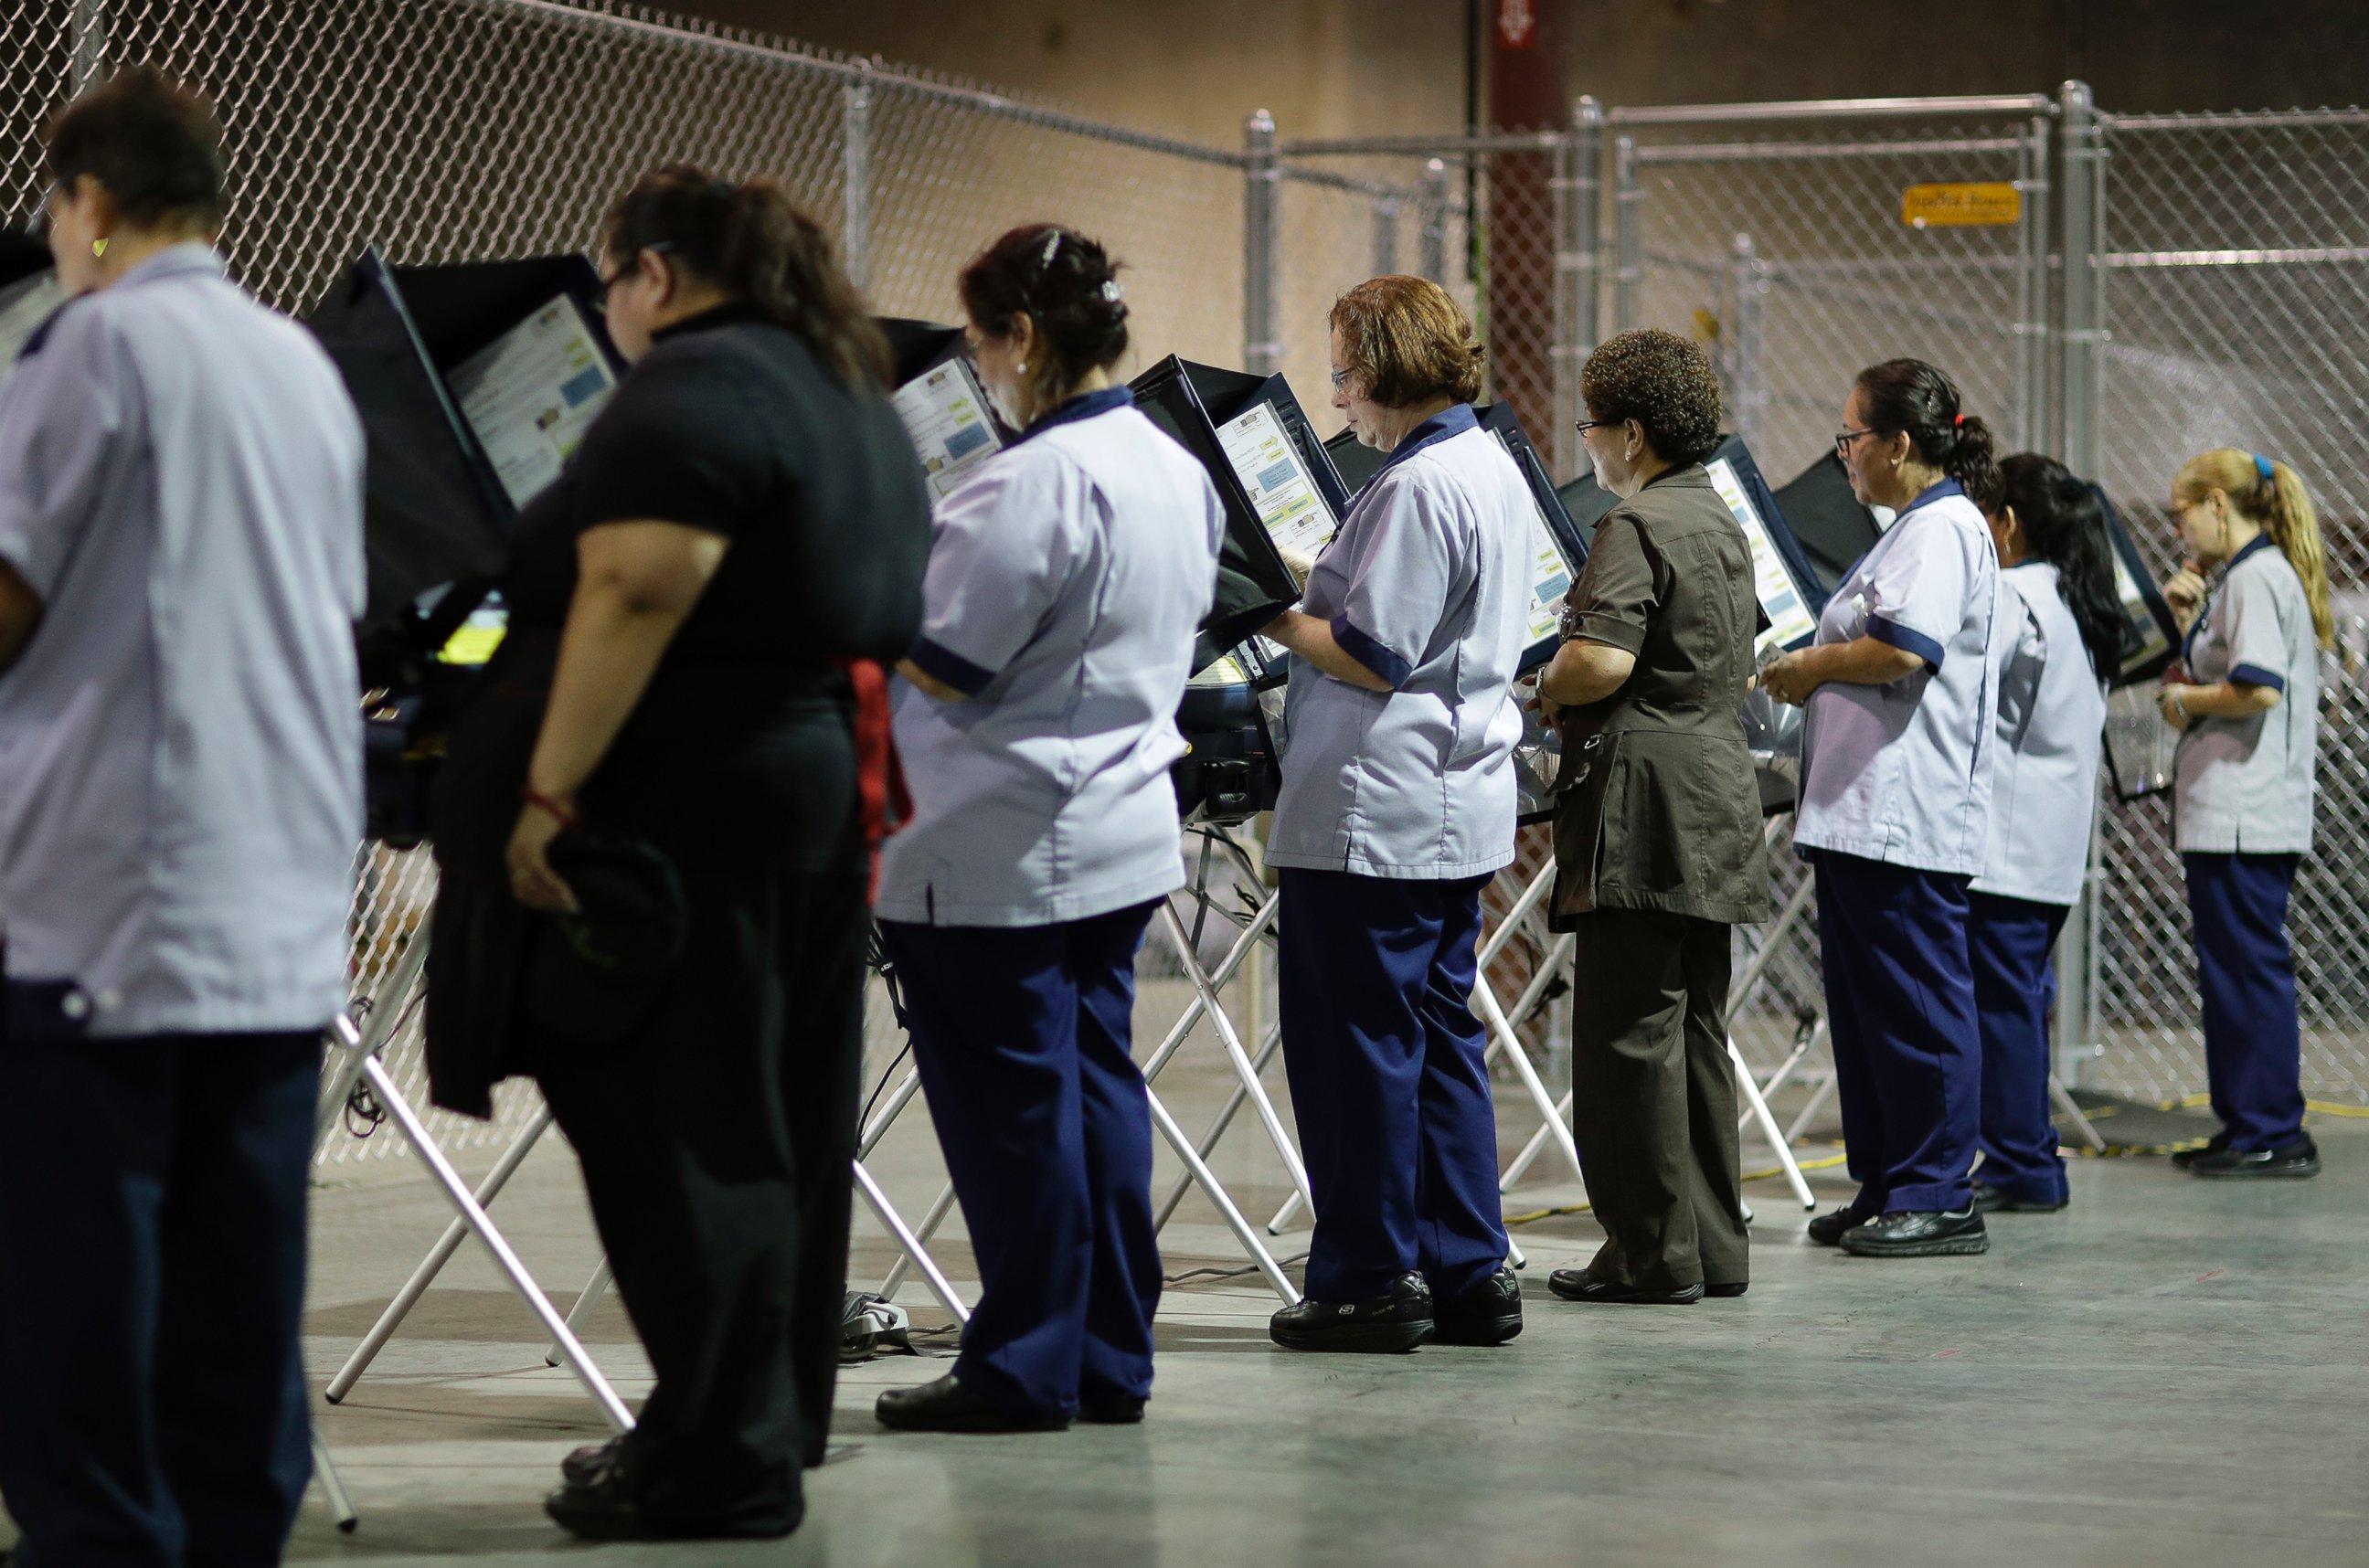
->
[501,304,930,672]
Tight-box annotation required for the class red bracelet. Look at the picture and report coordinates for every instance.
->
[520,785,580,832]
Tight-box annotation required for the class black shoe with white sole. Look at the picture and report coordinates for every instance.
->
[1269,1271,1436,1353]
[2183,1133,2320,1180]
[1838,1208,1990,1257]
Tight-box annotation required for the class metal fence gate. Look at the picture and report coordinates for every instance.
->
[4,0,2367,1156]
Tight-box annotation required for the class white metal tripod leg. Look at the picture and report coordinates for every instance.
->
[544,1255,618,1368]
[1755,1018,1826,1103]
[1158,904,1313,1220]
[335,1032,633,1433]
[853,1160,971,1325]
[858,1067,922,1159]
[1139,892,1280,1085]
[1500,1089,1576,1193]
[1145,1083,1296,1304]
[1155,1022,1281,1232]
[1784,1072,1839,1148]
[2049,1074,2109,1152]
[1729,1038,1815,1209]
[325,1103,558,1401]
[311,1431,357,1533]
[877,1180,959,1300]
[1474,980,1584,1188]
[314,938,430,1155]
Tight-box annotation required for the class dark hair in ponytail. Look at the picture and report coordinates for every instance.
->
[1996,453,2124,682]
[1853,357,2002,514]
[959,224,1131,405]
[602,163,890,391]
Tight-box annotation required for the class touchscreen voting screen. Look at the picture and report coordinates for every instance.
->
[445,292,619,512]
[2097,485,2181,687]
[1474,407,1587,664]
[893,355,1004,500]
[1216,399,1337,561]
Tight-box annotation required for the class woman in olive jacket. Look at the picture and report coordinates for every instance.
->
[1539,329,1771,1305]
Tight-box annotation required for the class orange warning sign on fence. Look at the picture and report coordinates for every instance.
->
[1901,182,2023,228]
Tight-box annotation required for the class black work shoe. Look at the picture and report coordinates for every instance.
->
[1430,1266,1524,1345]
[1972,1182,2068,1214]
[545,1471,804,1542]
[1269,1271,1435,1352]
[1705,1282,1748,1298]
[2170,1133,2231,1171]
[875,1372,1069,1434]
[1546,1266,1703,1305]
[1839,1208,1990,1257]
[2184,1133,2320,1180]
[1078,1395,1146,1425]
[1806,1204,1873,1246]
[560,1436,623,1489]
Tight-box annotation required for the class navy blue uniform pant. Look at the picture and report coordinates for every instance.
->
[1277,868,1507,1304]
[0,1028,319,1568]
[1811,851,1981,1213]
[879,901,1162,1421]
[2184,852,2307,1150]
[1968,892,2071,1205]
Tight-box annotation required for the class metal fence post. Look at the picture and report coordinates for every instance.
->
[2055,79,2102,1081]
[2058,79,2101,479]
[1372,192,1400,279]
[1726,232,1764,452]
[1418,158,1450,283]
[69,0,106,93]
[1244,110,1280,376]
[1553,96,1603,481]
[1612,132,1640,332]
[841,70,872,292]
[2015,110,2052,455]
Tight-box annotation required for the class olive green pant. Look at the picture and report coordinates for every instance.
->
[1567,908,1748,1291]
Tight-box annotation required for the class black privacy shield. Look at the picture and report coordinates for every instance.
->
[1131,355,1349,665]
[880,317,964,387]
[1772,450,1883,595]
[2096,483,2182,688]
[305,247,621,643]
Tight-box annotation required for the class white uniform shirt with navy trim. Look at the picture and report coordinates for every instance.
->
[876,390,1225,927]
[1794,480,2008,877]
[2173,534,2319,854]
[1266,405,1531,880]
[0,244,366,1035]
[1974,561,2107,906]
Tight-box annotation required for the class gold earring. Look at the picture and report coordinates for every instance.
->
[90,237,108,260]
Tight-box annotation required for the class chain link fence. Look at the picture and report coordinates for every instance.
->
[4,0,2365,1180]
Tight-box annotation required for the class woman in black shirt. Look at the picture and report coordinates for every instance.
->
[424,165,930,1542]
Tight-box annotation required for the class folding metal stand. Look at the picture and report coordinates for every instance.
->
[311,938,632,1429]
[865,825,1304,1308]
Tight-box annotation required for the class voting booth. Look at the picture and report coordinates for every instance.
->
[2098,483,2186,800]
[881,317,1011,502]
[307,246,629,841]
[1771,451,1885,595]
[0,226,62,385]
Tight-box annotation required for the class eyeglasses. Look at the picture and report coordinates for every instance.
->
[1327,367,1353,392]
[1833,426,1877,461]
[1574,418,1612,438]
[594,241,674,311]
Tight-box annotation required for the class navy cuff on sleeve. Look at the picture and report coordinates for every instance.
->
[1329,615,1414,689]
[2228,662,2288,693]
[1867,614,1947,674]
[908,635,1000,698]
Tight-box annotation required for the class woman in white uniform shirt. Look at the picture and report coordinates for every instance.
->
[1969,455,2122,1214]
[874,226,1226,1431]
[1260,276,1534,1353]
[1760,359,2009,1259]
[2158,450,2332,1180]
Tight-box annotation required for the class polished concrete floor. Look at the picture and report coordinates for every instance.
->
[24,1036,2369,1567]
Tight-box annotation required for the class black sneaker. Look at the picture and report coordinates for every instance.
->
[1839,1208,1990,1257]
[1705,1281,1748,1298]
[1430,1266,1524,1345]
[1269,1271,1435,1353]
[2170,1133,2231,1171]
[1078,1395,1146,1425]
[561,1436,625,1489]
[875,1372,1069,1433]
[1972,1181,2068,1214]
[1806,1204,1873,1246]
[2184,1133,2320,1180]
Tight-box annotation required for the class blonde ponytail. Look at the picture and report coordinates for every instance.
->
[2173,447,2336,649]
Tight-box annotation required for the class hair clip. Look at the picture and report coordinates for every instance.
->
[1100,280,1124,302]
[1038,229,1062,269]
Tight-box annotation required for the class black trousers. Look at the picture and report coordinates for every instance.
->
[1567,909,1748,1291]
[0,1028,320,1568]
[533,853,868,1528]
